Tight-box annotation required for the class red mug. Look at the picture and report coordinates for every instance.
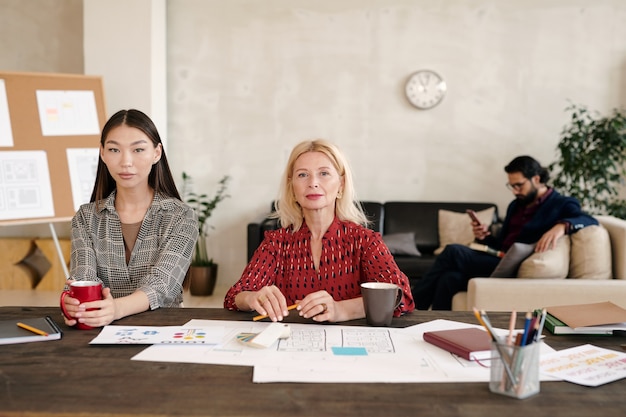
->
[60,281,103,330]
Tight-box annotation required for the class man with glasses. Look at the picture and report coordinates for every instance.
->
[413,155,598,310]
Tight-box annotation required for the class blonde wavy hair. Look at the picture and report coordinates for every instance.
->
[273,139,368,231]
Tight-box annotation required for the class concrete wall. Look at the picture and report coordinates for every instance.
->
[165,0,626,294]
[0,0,83,73]
[2,0,626,297]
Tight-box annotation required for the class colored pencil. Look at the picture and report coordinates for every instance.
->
[253,304,298,321]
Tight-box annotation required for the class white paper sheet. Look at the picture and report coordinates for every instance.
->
[66,148,99,210]
[0,80,14,147]
[540,344,626,386]
[0,150,54,220]
[90,325,224,345]
[131,319,558,384]
[36,90,100,136]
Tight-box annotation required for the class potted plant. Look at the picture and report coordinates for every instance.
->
[549,104,626,218]
[181,172,230,295]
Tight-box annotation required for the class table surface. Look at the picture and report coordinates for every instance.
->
[1,306,625,417]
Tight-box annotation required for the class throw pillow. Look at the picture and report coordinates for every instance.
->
[517,236,570,279]
[382,233,421,256]
[569,225,612,279]
[490,242,536,278]
[434,207,495,255]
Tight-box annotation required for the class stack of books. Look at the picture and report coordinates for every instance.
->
[544,301,626,335]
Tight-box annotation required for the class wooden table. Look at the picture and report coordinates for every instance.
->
[1,306,625,417]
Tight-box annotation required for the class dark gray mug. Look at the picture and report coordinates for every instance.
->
[360,282,402,326]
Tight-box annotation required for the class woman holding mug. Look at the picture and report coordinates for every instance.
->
[224,139,414,322]
[61,109,198,329]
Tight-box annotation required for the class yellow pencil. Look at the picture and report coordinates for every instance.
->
[17,322,49,336]
[253,304,298,321]
[472,307,491,338]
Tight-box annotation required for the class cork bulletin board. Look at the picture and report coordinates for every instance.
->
[0,71,106,225]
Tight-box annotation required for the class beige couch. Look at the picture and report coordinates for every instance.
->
[452,215,626,311]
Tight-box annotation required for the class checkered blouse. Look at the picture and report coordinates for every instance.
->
[224,217,415,316]
[70,191,198,309]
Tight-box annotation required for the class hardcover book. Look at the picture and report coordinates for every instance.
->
[423,327,492,361]
[543,312,625,335]
[547,301,626,327]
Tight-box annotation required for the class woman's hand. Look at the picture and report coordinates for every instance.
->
[72,287,117,328]
[238,285,289,322]
[297,290,338,322]
[61,281,80,327]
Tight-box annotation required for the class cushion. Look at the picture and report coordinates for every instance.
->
[569,225,612,279]
[383,233,421,256]
[517,236,570,279]
[434,208,495,255]
[490,242,536,278]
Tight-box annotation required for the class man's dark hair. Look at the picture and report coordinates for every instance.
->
[504,155,550,184]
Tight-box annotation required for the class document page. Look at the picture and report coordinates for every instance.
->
[131,319,558,384]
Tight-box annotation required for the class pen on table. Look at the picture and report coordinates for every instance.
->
[507,310,517,346]
[528,314,541,343]
[534,309,547,342]
[253,304,298,321]
[17,322,49,336]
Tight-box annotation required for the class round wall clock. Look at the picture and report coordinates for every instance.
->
[404,70,447,109]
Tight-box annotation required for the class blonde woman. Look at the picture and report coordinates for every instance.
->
[225,139,414,322]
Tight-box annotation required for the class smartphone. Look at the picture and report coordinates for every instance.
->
[466,209,481,225]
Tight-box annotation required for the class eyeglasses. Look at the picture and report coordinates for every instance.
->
[506,180,528,191]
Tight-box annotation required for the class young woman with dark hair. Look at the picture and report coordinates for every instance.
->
[62,109,198,328]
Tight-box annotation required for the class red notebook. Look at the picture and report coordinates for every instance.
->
[423,327,492,361]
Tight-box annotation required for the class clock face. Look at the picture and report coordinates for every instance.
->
[404,70,447,109]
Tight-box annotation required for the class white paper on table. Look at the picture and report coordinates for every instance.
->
[540,344,626,387]
[254,319,558,383]
[89,325,224,345]
[132,319,558,384]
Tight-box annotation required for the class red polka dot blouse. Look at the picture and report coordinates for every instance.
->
[224,217,415,316]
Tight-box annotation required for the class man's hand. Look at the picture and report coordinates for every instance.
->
[472,222,491,240]
[535,223,567,252]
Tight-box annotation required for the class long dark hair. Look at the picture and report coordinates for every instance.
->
[90,109,181,203]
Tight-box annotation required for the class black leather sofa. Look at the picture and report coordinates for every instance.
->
[246,201,500,291]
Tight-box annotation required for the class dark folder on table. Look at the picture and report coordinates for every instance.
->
[0,316,63,345]
[423,327,492,361]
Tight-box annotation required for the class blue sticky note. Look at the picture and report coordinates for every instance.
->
[331,346,368,356]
